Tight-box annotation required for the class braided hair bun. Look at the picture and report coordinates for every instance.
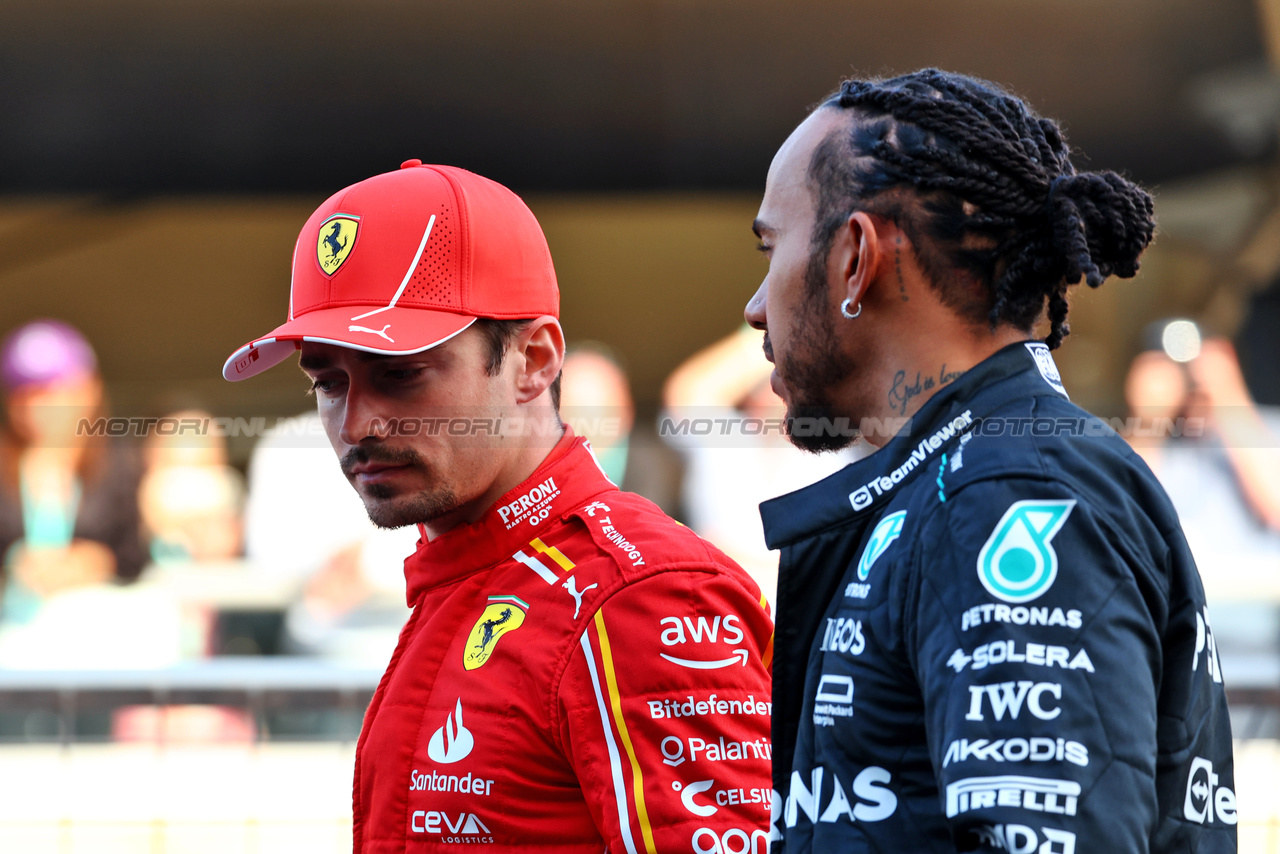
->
[820,69,1155,349]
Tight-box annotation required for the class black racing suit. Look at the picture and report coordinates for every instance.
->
[762,341,1236,853]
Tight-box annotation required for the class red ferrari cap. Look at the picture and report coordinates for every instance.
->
[223,161,558,381]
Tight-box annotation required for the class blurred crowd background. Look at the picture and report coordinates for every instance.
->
[3,0,1280,851]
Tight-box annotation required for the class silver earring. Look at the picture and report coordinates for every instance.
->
[840,298,862,319]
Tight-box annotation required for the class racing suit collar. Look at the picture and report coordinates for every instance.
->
[760,339,1068,549]
[402,427,619,603]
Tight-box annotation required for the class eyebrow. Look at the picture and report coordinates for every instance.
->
[752,219,773,238]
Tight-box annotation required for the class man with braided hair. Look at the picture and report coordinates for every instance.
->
[747,69,1235,853]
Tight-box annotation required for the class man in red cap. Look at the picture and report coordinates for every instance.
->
[224,161,774,853]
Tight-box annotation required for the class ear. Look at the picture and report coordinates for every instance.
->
[837,211,884,309]
[513,316,565,405]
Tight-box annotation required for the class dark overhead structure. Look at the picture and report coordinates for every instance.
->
[0,0,1271,195]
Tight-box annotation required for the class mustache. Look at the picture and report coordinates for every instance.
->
[340,443,424,476]
[762,334,775,363]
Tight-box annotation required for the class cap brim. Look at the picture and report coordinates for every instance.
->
[222,306,476,381]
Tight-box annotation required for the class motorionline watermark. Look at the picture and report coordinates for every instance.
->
[68,411,892,444]
[48,408,1276,447]
[972,415,1209,440]
[659,414,898,441]
[69,411,631,444]
[655,412,1219,444]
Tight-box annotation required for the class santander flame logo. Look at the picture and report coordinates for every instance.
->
[427,699,475,764]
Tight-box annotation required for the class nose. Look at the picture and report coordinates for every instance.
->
[744,279,768,331]
[336,382,387,447]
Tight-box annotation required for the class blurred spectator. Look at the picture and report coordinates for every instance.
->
[112,704,256,744]
[560,344,634,484]
[0,320,147,625]
[559,343,683,513]
[1124,320,1280,585]
[243,411,416,662]
[140,408,246,563]
[662,324,863,601]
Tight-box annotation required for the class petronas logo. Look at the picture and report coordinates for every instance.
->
[858,510,907,581]
[977,500,1076,603]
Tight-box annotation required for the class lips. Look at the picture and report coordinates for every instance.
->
[347,462,406,477]
[348,463,411,489]
[342,448,422,487]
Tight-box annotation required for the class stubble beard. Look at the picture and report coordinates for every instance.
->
[772,243,859,454]
[341,445,462,529]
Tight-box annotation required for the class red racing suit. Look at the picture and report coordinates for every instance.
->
[353,432,775,853]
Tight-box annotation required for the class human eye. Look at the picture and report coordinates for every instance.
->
[380,365,428,388]
[305,375,344,396]
[756,242,772,257]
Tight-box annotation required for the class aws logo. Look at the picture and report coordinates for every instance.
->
[463,596,528,670]
[316,214,359,276]
[659,615,748,670]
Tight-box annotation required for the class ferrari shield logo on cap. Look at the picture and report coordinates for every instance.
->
[316,214,359,276]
